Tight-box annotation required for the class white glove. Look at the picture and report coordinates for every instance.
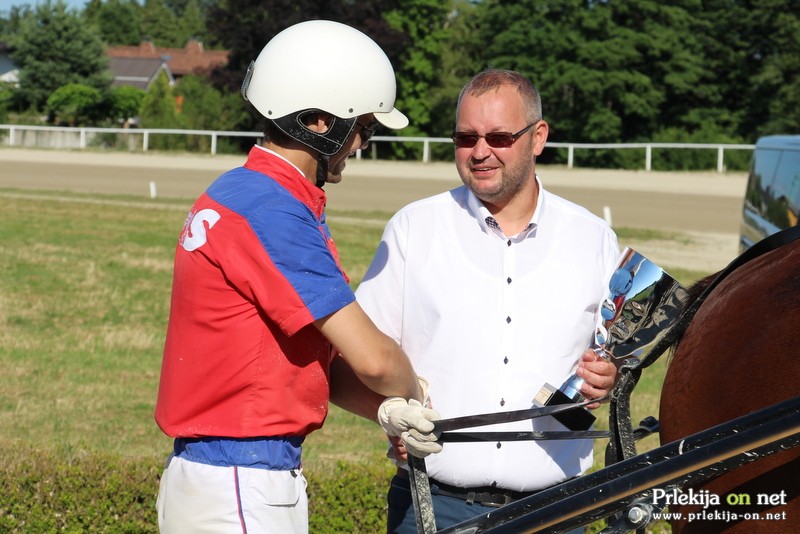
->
[378,398,442,458]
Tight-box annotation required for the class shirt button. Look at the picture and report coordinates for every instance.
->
[496,442,502,449]
[503,356,509,364]
[507,277,512,284]
[500,398,505,406]
[506,316,511,324]
[507,239,512,246]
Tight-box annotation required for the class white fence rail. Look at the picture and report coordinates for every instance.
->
[0,124,755,172]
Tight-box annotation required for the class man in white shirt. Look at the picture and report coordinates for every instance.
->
[356,69,621,532]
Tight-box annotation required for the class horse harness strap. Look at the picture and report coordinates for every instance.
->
[640,224,800,370]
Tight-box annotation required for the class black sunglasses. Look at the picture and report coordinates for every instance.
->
[356,119,380,143]
[451,122,537,148]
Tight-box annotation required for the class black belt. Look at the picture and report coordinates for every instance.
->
[396,469,538,508]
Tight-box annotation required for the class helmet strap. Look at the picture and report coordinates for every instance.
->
[316,155,329,188]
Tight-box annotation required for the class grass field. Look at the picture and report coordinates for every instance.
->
[0,188,711,531]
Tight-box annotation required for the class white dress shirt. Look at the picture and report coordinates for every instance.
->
[356,178,620,492]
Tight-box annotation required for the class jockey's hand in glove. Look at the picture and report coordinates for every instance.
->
[378,397,442,458]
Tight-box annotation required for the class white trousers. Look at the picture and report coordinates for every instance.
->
[157,455,309,533]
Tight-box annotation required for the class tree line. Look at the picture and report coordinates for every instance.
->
[1,0,798,167]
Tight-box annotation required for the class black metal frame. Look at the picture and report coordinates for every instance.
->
[437,395,800,533]
[408,374,800,533]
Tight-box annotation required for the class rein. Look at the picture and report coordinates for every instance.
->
[433,396,611,442]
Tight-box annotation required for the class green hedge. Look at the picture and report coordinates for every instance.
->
[0,448,160,533]
[308,460,394,533]
[0,447,393,533]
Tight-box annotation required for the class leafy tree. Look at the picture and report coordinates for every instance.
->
[697,0,800,140]
[474,2,601,137]
[592,0,798,145]
[8,0,111,112]
[763,50,800,136]
[46,83,104,126]
[164,0,215,13]
[0,4,30,36]
[384,0,453,156]
[173,74,248,152]
[107,84,146,124]
[83,0,209,47]
[82,0,103,19]
[2,0,796,164]
[180,0,207,43]
[141,0,182,47]
[0,84,13,123]
[459,0,712,167]
[205,1,335,95]
[608,1,723,141]
[461,0,610,151]
[89,0,143,46]
[138,70,180,148]
[426,1,482,142]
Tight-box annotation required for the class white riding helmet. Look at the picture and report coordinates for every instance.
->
[242,20,408,156]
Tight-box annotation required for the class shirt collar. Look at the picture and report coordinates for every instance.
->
[465,175,544,240]
[244,145,327,217]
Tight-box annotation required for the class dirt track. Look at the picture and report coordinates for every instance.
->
[0,148,747,274]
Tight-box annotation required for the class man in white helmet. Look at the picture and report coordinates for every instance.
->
[154,20,440,533]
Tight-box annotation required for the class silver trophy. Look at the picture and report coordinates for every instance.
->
[533,247,689,430]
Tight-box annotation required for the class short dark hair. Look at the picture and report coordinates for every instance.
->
[457,69,542,124]
[263,119,291,144]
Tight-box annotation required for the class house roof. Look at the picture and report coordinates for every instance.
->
[106,40,229,77]
[109,57,173,90]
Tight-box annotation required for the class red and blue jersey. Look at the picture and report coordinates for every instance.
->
[155,146,354,439]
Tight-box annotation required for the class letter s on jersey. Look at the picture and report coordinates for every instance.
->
[180,208,221,252]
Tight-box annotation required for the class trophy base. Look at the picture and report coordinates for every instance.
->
[533,383,596,431]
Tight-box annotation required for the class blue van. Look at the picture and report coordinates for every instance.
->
[739,135,800,252]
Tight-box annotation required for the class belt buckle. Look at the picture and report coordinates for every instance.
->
[465,491,476,505]
[479,492,512,508]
